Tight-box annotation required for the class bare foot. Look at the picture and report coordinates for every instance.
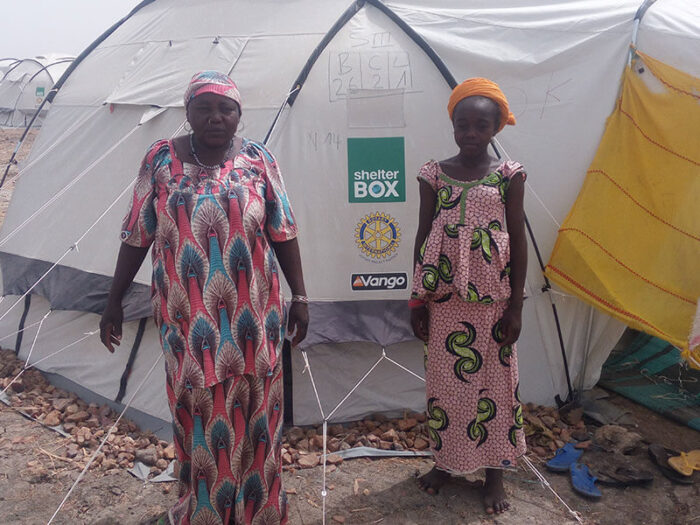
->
[483,469,510,514]
[416,466,450,495]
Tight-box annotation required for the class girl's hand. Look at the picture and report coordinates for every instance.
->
[287,302,309,347]
[500,304,522,346]
[99,301,123,353]
[411,306,430,343]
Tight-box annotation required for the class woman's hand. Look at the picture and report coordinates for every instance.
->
[100,301,123,353]
[99,243,149,353]
[500,304,522,347]
[287,302,309,347]
[411,305,429,343]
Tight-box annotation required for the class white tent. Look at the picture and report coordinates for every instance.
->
[0,59,20,77]
[0,0,697,433]
[0,54,74,128]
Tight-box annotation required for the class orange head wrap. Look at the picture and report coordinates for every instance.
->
[447,78,516,133]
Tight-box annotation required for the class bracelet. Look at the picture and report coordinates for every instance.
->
[291,294,309,304]
[408,298,427,310]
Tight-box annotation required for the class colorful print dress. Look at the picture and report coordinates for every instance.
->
[121,138,297,524]
[411,159,527,474]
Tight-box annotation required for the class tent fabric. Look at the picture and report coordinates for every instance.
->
[1,0,699,426]
[0,252,152,319]
[545,51,700,369]
[599,331,700,431]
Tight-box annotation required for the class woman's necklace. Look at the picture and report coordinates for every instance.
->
[189,133,232,170]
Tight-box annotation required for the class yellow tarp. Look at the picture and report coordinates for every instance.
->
[545,51,700,369]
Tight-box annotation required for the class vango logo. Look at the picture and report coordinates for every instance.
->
[351,273,408,291]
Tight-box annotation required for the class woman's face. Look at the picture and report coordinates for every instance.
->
[187,92,241,149]
[452,96,499,157]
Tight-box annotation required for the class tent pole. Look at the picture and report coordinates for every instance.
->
[115,318,148,403]
[577,306,595,395]
[263,86,299,145]
[286,0,458,108]
[6,59,74,128]
[13,295,32,356]
[287,0,366,107]
[0,92,53,189]
[524,215,575,404]
[491,139,575,404]
[629,0,656,65]
[0,0,155,190]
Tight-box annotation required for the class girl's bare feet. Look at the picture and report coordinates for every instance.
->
[483,469,510,514]
[417,466,450,495]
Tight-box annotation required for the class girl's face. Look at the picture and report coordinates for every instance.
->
[452,96,500,157]
[187,92,241,149]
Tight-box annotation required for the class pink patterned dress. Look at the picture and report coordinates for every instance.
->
[121,138,297,524]
[411,159,527,474]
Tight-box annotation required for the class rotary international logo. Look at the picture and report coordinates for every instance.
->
[355,212,401,261]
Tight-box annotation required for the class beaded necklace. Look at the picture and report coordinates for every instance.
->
[189,133,232,170]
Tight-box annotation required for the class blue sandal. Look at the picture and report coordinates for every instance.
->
[546,443,583,472]
[570,463,602,499]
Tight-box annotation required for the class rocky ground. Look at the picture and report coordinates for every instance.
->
[0,128,698,524]
[1,346,699,524]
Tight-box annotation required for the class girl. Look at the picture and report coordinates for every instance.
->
[409,78,527,515]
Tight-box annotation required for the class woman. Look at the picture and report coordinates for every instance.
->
[100,71,308,525]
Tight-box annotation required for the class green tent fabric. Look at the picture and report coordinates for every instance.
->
[600,331,700,431]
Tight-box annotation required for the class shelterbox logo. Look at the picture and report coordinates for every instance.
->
[348,137,405,203]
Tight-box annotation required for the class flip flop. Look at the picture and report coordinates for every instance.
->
[596,466,653,487]
[668,450,700,477]
[546,443,583,472]
[648,444,696,485]
[570,463,602,499]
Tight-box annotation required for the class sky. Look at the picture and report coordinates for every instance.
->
[1,0,143,59]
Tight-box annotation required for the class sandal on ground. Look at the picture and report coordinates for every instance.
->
[596,465,653,487]
[648,444,697,485]
[546,443,583,472]
[570,463,602,499]
[668,450,700,477]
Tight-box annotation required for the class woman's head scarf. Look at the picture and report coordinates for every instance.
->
[447,78,515,132]
[184,71,242,111]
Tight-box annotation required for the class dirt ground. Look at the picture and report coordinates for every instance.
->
[1,129,699,524]
[1,392,698,525]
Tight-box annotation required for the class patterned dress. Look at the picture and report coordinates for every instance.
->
[411,159,527,474]
[121,138,297,524]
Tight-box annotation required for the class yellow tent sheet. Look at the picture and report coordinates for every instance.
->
[545,50,700,369]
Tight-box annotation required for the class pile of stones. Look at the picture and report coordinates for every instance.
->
[1,348,591,478]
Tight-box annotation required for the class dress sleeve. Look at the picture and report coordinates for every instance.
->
[120,140,167,248]
[253,142,298,242]
[503,160,527,183]
[416,160,439,191]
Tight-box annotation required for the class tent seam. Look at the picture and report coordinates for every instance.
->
[545,264,679,344]
[618,104,700,167]
[385,5,634,35]
[588,169,700,242]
